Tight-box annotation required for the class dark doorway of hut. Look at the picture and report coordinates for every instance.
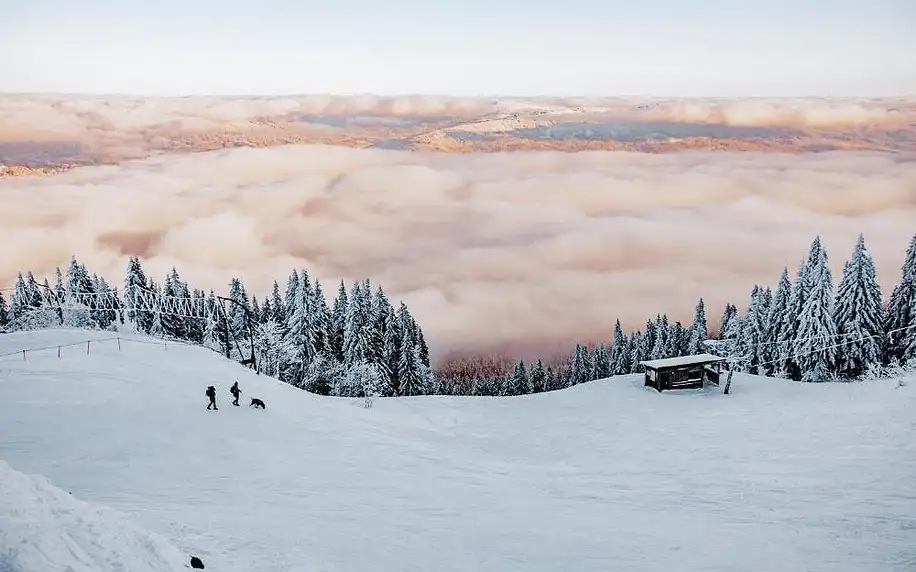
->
[638,353,727,392]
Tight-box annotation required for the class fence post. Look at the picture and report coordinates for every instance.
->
[118,337,121,352]
[22,349,26,361]
[86,340,90,355]
[58,346,61,358]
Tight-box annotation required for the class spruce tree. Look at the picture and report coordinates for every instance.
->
[592,343,611,379]
[509,360,530,395]
[569,343,589,386]
[884,233,916,363]
[763,268,791,376]
[687,298,708,355]
[620,333,636,374]
[397,328,426,396]
[530,359,547,392]
[738,285,767,374]
[630,331,648,373]
[833,234,884,378]
[795,247,838,382]
[611,319,628,374]
[124,256,152,332]
[381,306,401,395]
[716,303,737,339]
[0,290,9,329]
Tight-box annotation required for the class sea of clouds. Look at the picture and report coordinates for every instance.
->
[3,141,915,360]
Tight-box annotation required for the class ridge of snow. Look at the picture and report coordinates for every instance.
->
[0,458,190,572]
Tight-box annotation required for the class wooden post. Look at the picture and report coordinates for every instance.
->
[117,337,121,352]
[58,346,61,358]
[22,349,26,361]
[86,340,90,355]
[723,368,734,395]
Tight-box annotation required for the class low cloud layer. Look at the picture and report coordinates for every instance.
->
[2,146,915,362]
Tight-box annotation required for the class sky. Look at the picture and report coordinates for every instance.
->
[1,0,915,97]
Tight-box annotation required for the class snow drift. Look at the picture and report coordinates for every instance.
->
[1,329,915,572]
[0,458,190,572]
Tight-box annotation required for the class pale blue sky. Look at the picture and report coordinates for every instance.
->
[2,0,914,96]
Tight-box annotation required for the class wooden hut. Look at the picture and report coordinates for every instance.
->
[639,353,726,392]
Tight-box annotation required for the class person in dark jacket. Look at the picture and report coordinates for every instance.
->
[229,381,241,406]
[206,385,218,410]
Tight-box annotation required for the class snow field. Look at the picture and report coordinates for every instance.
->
[1,329,915,572]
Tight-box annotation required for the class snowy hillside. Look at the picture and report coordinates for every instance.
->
[1,329,915,572]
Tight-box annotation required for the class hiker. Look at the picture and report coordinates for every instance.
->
[206,385,218,410]
[230,381,241,406]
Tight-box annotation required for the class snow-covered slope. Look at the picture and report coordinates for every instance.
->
[0,458,190,572]
[1,329,915,572]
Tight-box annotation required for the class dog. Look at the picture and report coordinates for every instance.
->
[249,397,266,409]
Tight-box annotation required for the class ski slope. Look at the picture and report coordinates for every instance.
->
[1,329,914,572]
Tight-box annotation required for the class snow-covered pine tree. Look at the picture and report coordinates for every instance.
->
[415,325,430,368]
[905,295,916,364]
[610,319,628,374]
[592,343,611,380]
[381,305,401,395]
[884,232,916,363]
[0,290,9,330]
[762,267,791,376]
[202,291,223,352]
[620,332,636,374]
[343,280,375,367]
[370,287,391,366]
[644,317,658,353]
[780,237,826,379]
[716,303,737,339]
[687,298,708,355]
[722,301,746,371]
[270,280,286,324]
[794,247,838,382]
[251,296,261,325]
[568,343,589,386]
[508,360,530,395]
[147,280,164,338]
[529,359,547,392]
[92,275,117,330]
[397,326,427,396]
[649,315,670,360]
[253,318,286,377]
[669,321,687,357]
[311,280,332,360]
[832,234,884,378]
[159,270,186,339]
[226,277,251,341]
[779,263,811,379]
[630,330,648,373]
[329,280,348,362]
[185,289,205,343]
[64,256,97,329]
[123,256,153,333]
[738,285,768,374]
[283,270,320,385]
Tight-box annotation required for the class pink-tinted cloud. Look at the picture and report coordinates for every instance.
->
[2,145,915,362]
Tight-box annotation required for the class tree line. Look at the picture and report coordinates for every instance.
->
[0,256,433,399]
[433,232,916,394]
[1,231,915,398]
